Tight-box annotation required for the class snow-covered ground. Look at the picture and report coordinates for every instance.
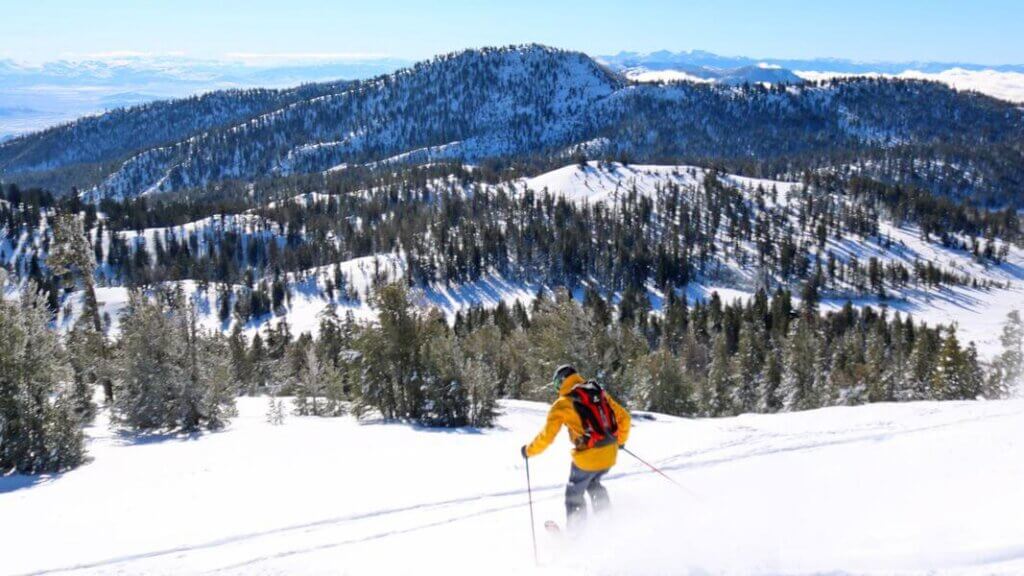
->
[509,161,799,205]
[2,397,1022,575]
[512,162,1024,358]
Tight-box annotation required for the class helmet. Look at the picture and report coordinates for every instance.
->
[552,364,577,387]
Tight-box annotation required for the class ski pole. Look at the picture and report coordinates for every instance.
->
[524,455,539,566]
[622,446,701,499]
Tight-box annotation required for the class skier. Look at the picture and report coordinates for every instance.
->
[521,364,631,531]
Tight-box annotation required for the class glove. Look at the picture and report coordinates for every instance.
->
[520,445,528,459]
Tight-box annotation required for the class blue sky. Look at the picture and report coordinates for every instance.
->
[4,0,1022,65]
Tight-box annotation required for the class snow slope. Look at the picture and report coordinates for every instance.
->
[1,397,1022,575]
[507,162,1024,358]
[511,161,799,205]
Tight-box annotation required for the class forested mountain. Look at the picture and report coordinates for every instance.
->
[0,80,351,192]
[2,45,1022,207]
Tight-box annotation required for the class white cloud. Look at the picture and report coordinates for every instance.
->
[222,52,393,66]
[795,68,1024,103]
[626,69,714,84]
[58,51,189,62]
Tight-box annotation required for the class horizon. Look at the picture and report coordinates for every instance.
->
[4,0,1023,67]
[3,44,1024,69]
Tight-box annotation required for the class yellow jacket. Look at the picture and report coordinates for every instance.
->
[525,373,631,471]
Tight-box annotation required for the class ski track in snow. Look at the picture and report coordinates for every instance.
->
[4,398,1024,575]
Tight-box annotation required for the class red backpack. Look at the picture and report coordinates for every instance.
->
[569,381,619,450]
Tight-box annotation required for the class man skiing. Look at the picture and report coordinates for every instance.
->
[521,364,631,531]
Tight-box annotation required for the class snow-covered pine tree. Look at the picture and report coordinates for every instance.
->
[114,291,185,430]
[706,332,734,416]
[782,317,820,411]
[293,346,343,417]
[992,310,1023,397]
[932,327,966,400]
[198,331,237,430]
[266,395,286,425]
[178,294,206,431]
[732,323,764,414]
[420,315,469,426]
[0,281,86,474]
[113,290,236,432]
[630,345,694,416]
[905,323,940,400]
[49,213,111,406]
[761,346,784,412]
[865,322,891,403]
[524,292,603,399]
[888,313,912,400]
[353,284,496,427]
[65,323,103,422]
[460,356,498,428]
[960,341,985,400]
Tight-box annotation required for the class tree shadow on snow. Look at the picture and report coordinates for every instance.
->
[356,417,489,435]
[0,472,61,494]
[112,428,212,446]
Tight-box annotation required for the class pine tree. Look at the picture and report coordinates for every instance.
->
[931,327,978,400]
[113,290,235,432]
[631,345,695,416]
[524,292,602,398]
[114,291,184,430]
[782,317,819,411]
[419,318,470,427]
[992,310,1023,397]
[353,284,495,427]
[0,282,86,474]
[706,333,734,416]
[293,346,343,417]
[65,323,102,422]
[761,346,783,412]
[865,323,890,403]
[460,357,499,427]
[49,213,112,404]
[354,283,422,420]
[732,323,764,414]
[266,395,286,425]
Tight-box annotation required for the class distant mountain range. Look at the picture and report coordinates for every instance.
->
[0,55,409,88]
[3,49,1023,140]
[597,51,1024,103]
[2,45,1021,208]
[597,50,1024,75]
[0,55,408,138]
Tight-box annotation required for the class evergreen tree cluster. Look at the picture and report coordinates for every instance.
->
[350,284,498,427]
[223,286,498,427]
[7,165,1015,328]
[442,286,1002,418]
[0,277,85,474]
[113,288,236,431]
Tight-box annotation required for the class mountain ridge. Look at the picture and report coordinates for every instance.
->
[598,49,1024,75]
[2,44,1022,207]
